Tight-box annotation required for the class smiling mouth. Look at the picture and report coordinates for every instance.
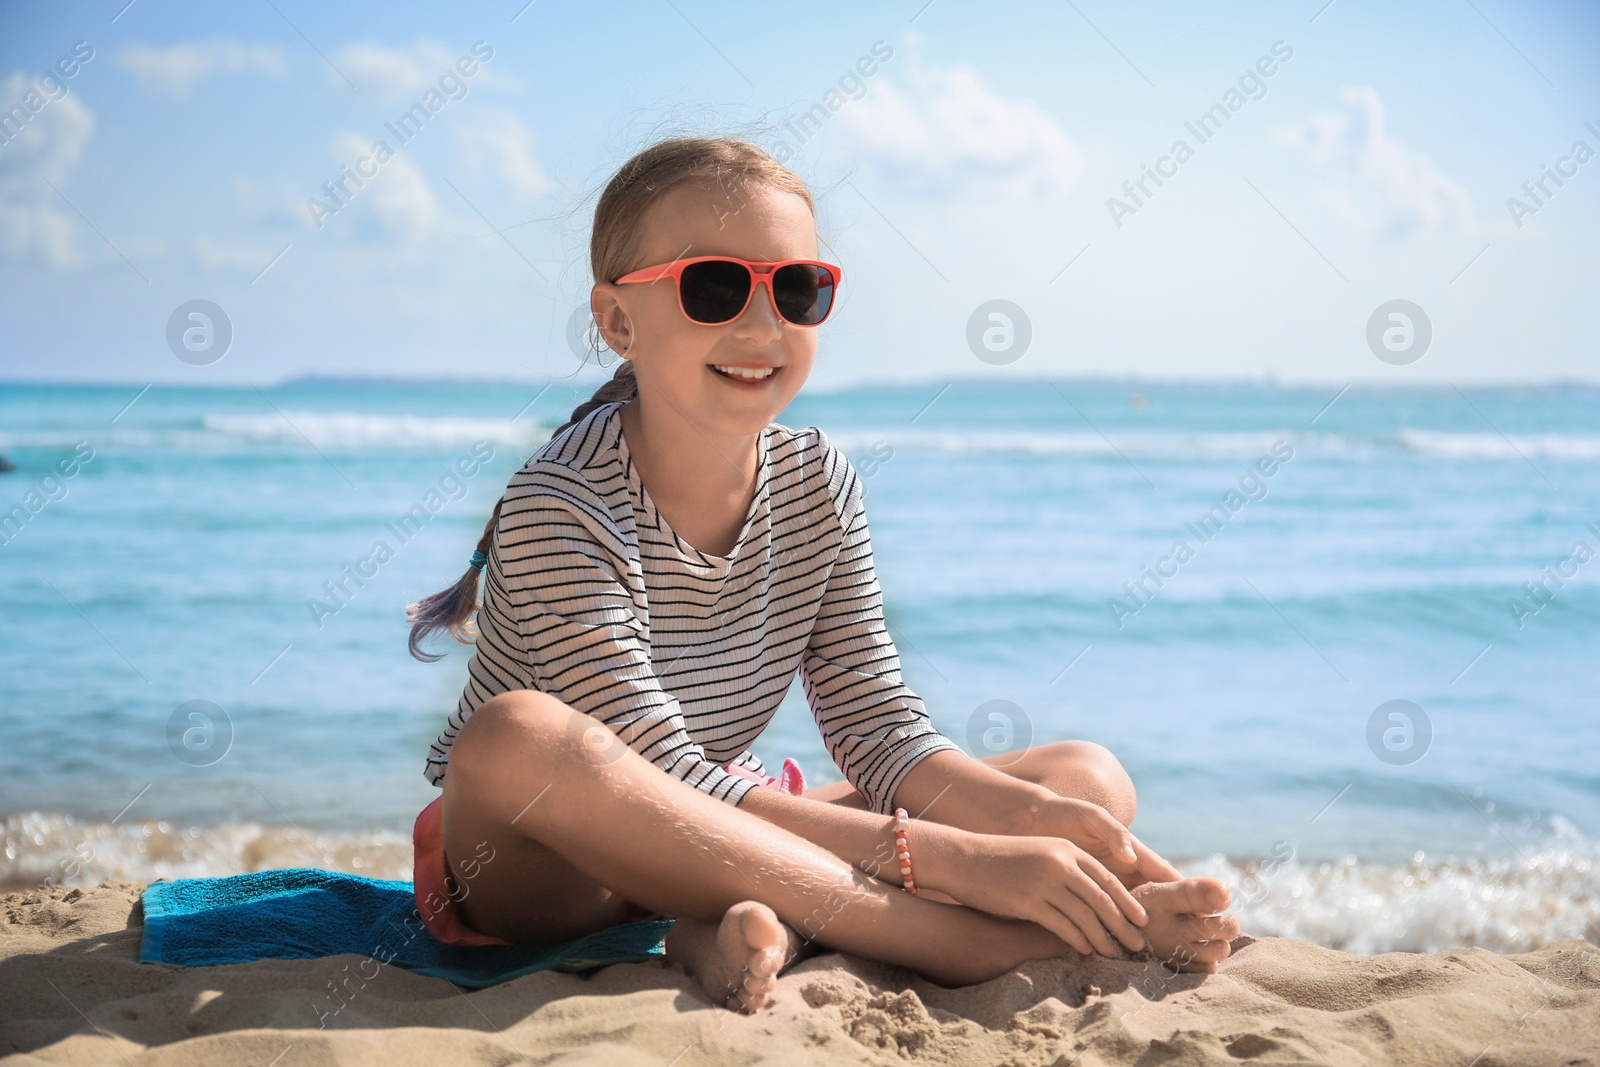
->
[709,364,779,382]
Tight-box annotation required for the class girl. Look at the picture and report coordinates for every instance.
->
[406,136,1237,1012]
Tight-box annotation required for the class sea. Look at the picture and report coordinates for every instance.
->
[2,376,1596,956]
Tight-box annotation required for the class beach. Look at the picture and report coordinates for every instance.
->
[5,0,1598,1055]
[3,878,1596,1065]
[4,378,1599,1062]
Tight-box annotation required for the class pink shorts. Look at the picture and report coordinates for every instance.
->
[412,757,806,946]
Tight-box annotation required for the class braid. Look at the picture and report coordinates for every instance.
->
[404,359,638,662]
[548,358,638,441]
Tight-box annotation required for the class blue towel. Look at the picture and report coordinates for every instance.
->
[138,867,674,992]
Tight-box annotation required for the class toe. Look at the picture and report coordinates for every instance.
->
[730,971,777,1012]
[728,986,763,1012]
[722,902,789,1012]
[1192,913,1239,940]
[1165,876,1230,915]
[1177,914,1238,964]
[752,942,784,979]
[1191,877,1231,913]
[735,902,785,956]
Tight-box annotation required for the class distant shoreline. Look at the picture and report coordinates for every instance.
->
[1,374,1597,396]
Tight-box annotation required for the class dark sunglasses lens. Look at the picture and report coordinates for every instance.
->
[679,260,752,323]
[773,264,835,325]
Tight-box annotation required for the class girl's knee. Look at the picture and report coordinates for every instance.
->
[1072,741,1137,826]
[446,691,613,831]
[454,690,581,767]
[1036,740,1137,826]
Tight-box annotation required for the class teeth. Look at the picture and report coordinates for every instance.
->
[712,364,776,380]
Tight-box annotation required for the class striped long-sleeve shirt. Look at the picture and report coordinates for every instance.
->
[423,399,960,815]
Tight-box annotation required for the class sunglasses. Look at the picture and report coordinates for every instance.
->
[613,256,842,327]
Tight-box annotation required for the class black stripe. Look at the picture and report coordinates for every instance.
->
[424,401,959,811]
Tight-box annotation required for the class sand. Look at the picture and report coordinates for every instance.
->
[2,880,1597,1066]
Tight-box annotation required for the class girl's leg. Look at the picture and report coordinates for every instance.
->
[440,690,1069,1001]
[983,740,1137,826]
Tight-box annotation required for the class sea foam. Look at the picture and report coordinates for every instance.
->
[5,809,1595,955]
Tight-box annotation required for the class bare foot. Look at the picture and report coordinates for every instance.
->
[1130,877,1240,974]
[664,900,807,1012]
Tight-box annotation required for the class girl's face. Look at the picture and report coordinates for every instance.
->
[592,180,823,438]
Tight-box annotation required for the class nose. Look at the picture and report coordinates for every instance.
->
[735,270,783,335]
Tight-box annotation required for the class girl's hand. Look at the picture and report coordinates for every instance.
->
[928,830,1151,958]
[1036,798,1184,889]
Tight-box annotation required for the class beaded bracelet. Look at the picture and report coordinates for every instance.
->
[893,807,917,894]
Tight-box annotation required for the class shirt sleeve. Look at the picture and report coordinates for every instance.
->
[729,748,768,777]
[425,471,759,808]
[799,435,962,815]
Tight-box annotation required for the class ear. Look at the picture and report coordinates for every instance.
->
[590,283,633,357]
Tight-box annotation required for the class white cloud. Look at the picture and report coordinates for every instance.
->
[331,39,507,102]
[233,174,304,230]
[1274,85,1475,239]
[320,131,438,241]
[115,39,287,97]
[0,71,95,267]
[455,111,550,199]
[830,57,1086,201]
[363,156,437,238]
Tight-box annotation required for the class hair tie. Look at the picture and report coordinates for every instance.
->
[469,549,488,572]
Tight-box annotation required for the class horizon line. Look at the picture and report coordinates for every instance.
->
[1,371,1597,393]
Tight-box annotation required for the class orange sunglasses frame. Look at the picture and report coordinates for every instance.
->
[613,256,843,327]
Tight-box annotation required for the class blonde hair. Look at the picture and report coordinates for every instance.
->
[406,135,816,662]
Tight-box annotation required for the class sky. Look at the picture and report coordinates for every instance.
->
[0,0,1595,390]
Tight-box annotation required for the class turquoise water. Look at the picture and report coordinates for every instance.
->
[2,377,1597,952]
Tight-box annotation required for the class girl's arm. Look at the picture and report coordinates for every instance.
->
[788,441,1167,953]
[796,438,1183,886]
[890,749,1185,887]
[796,436,967,815]
[736,782,1150,959]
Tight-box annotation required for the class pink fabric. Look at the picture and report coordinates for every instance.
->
[412,795,514,946]
[724,756,807,796]
[411,756,806,945]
